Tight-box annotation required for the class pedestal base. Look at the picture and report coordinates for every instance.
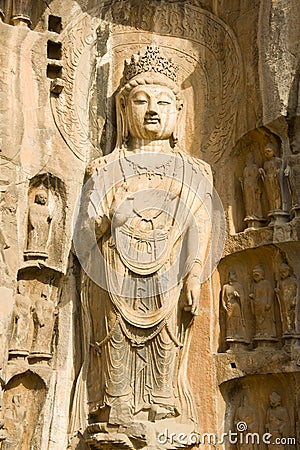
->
[283,333,300,350]
[86,420,197,450]
[29,352,52,361]
[268,210,290,226]
[24,251,48,260]
[8,349,29,359]
[253,337,278,348]
[244,216,266,230]
[226,339,250,351]
[11,15,31,27]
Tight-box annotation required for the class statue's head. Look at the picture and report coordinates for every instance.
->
[252,264,265,282]
[269,391,281,407]
[264,142,278,160]
[279,263,290,279]
[228,268,237,282]
[116,46,183,148]
[17,280,26,295]
[35,187,48,205]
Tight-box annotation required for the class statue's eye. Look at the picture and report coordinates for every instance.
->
[133,99,148,105]
[157,100,171,105]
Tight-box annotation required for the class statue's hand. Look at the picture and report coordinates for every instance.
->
[233,290,240,298]
[249,293,254,299]
[259,168,265,179]
[185,276,201,315]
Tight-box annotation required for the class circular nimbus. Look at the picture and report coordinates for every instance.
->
[72,152,226,298]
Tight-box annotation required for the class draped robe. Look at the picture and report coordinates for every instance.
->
[78,147,212,427]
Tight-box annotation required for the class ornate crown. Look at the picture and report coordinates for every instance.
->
[123,46,178,83]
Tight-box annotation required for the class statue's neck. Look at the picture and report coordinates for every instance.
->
[127,138,172,153]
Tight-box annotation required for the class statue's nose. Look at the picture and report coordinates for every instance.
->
[147,98,158,114]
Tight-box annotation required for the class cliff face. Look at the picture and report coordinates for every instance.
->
[0,1,299,449]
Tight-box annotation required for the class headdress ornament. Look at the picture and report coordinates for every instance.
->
[123,45,178,83]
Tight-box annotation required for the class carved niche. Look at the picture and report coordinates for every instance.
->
[1,372,46,449]
[23,174,66,269]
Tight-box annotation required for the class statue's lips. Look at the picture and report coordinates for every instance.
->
[144,117,160,124]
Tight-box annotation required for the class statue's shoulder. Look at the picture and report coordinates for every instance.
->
[86,150,121,178]
[178,150,212,181]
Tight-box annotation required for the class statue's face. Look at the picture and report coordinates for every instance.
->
[264,145,275,159]
[252,269,263,282]
[279,265,289,279]
[126,84,177,141]
[36,193,47,205]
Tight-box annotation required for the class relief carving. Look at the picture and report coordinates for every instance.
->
[2,393,27,449]
[249,265,277,346]
[9,281,32,358]
[221,269,249,349]
[76,45,214,448]
[31,287,58,359]
[234,395,258,450]
[265,392,290,450]
[261,142,289,226]
[285,137,300,219]
[24,187,52,261]
[275,263,298,337]
[240,151,265,229]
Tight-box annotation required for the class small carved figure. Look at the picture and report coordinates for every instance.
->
[265,392,290,450]
[249,265,277,342]
[260,143,284,221]
[221,269,248,347]
[0,418,7,449]
[275,263,298,336]
[25,187,52,259]
[240,151,264,228]
[31,288,57,358]
[285,138,300,218]
[9,281,32,356]
[3,394,26,449]
[234,395,258,450]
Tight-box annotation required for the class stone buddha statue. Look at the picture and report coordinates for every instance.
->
[76,46,214,448]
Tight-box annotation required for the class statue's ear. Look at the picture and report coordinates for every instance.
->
[116,94,129,148]
[170,100,183,148]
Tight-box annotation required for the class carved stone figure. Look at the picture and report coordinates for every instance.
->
[240,151,264,229]
[221,269,249,348]
[0,419,7,449]
[261,143,282,211]
[275,263,298,336]
[9,281,32,357]
[25,187,52,259]
[285,138,300,219]
[31,288,57,358]
[234,395,258,450]
[265,392,290,450]
[261,143,288,225]
[249,265,277,344]
[3,394,26,449]
[79,46,213,447]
